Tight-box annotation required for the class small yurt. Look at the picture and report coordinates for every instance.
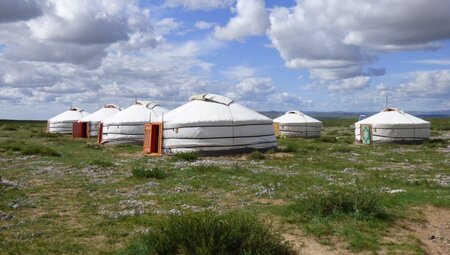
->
[273,110,322,138]
[78,104,121,137]
[355,108,430,144]
[48,108,90,134]
[101,101,168,145]
[146,93,277,155]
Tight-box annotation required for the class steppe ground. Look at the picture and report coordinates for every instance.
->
[0,118,449,254]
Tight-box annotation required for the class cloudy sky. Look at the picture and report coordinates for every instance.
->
[1,0,450,119]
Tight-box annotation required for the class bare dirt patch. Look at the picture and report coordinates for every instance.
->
[410,206,450,255]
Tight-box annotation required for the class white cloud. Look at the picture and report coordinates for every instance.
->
[267,0,450,80]
[267,92,312,109]
[164,0,234,10]
[154,18,181,35]
[214,0,268,41]
[328,76,371,92]
[221,65,257,80]
[194,21,216,30]
[410,59,450,65]
[397,70,450,98]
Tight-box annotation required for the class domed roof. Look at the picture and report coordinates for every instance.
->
[49,108,90,122]
[103,101,168,125]
[356,108,429,127]
[156,93,272,128]
[273,110,321,124]
[79,104,121,122]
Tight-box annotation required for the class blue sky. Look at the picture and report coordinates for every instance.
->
[0,0,449,120]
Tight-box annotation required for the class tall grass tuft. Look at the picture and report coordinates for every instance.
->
[132,167,166,179]
[247,150,266,160]
[173,151,199,162]
[121,211,296,255]
[89,159,114,167]
[288,186,387,220]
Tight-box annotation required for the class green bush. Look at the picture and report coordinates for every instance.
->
[247,150,266,160]
[122,211,296,255]
[132,167,166,179]
[277,142,299,153]
[173,151,199,162]
[188,165,221,173]
[2,126,17,131]
[317,136,338,143]
[288,187,386,220]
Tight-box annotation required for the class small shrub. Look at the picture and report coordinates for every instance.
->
[36,132,63,138]
[278,142,299,153]
[173,151,199,162]
[2,126,17,131]
[121,211,296,255]
[317,136,338,143]
[247,150,266,160]
[89,159,114,167]
[288,187,387,220]
[132,167,166,179]
[424,139,448,148]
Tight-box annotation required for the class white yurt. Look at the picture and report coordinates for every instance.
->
[101,101,168,144]
[48,108,90,134]
[273,110,322,137]
[78,104,121,137]
[152,93,277,155]
[355,108,430,144]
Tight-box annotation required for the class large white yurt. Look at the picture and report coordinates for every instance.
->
[78,104,121,137]
[48,108,90,134]
[101,101,168,144]
[355,108,430,144]
[151,93,277,155]
[273,110,322,137]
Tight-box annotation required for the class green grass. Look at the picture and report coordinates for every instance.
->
[173,151,199,161]
[0,118,449,254]
[121,211,296,255]
[0,140,61,156]
[132,167,167,179]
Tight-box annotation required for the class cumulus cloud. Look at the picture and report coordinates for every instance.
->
[328,76,371,92]
[0,0,159,68]
[164,0,234,10]
[267,92,312,109]
[195,21,216,30]
[397,70,450,98]
[267,0,450,80]
[214,0,268,41]
[221,65,257,80]
[0,0,42,23]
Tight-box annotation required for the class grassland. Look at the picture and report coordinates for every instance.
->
[0,118,449,254]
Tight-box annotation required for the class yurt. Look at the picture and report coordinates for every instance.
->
[145,93,277,155]
[355,108,430,144]
[48,108,90,134]
[273,110,322,138]
[101,101,168,144]
[78,104,121,137]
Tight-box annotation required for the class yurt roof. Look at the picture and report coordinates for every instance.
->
[273,110,321,124]
[356,108,429,125]
[103,101,168,125]
[156,93,272,128]
[49,108,90,122]
[79,104,121,122]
